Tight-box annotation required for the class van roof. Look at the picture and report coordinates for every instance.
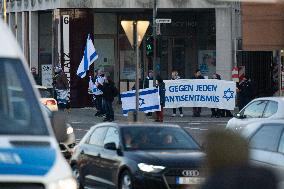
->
[0,20,24,59]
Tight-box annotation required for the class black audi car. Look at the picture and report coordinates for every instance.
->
[71,123,205,189]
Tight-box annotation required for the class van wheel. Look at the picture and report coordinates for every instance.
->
[72,165,84,189]
[119,170,133,189]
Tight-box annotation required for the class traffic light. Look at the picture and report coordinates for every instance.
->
[146,36,153,57]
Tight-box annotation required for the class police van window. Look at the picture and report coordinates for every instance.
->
[250,124,283,152]
[89,127,108,146]
[0,59,48,135]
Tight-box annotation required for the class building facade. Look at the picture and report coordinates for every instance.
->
[4,0,241,107]
[241,2,284,96]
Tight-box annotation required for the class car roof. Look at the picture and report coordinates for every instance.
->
[252,97,284,102]
[0,20,25,59]
[91,122,181,129]
[241,120,284,138]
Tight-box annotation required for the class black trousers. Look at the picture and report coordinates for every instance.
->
[95,95,105,114]
[104,100,114,120]
[193,107,202,116]
[173,107,183,114]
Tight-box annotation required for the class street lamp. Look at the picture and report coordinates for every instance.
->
[3,0,7,23]
[121,20,149,121]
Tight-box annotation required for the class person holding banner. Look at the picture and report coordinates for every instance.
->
[211,73,222,118]
[155,75,166,122]
[171,70,184,117]
[192,69,204,117]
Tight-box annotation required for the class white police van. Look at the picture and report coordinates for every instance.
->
[0,19,76,188]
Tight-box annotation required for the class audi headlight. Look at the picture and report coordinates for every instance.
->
[48,177,77,189]
[138,163,165,173]
[67,126,74,135]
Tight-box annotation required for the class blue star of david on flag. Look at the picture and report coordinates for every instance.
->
[139,98,146,106]
[223,88,234,101]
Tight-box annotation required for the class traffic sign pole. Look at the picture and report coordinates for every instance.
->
[153,0,157,88]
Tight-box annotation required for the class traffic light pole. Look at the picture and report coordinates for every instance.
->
[134,21,139,121]
[152,0,157,87]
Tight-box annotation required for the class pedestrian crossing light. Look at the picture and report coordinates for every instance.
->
[146,36,153,57]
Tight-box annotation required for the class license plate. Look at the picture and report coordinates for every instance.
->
[176,177,205,185]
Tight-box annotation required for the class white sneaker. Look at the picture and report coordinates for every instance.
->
[171,114,176,117]
[180,114,184,117]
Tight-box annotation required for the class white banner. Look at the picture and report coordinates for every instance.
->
[164,79,236,110]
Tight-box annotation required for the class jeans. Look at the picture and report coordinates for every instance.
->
[104,100,114,120]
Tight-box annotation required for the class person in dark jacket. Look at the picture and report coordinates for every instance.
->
[155,75,166,122]
[238,75,253,111]
[144,70,154,89]
[192,69,204,117]
[53,66,69,110]
[96,76,118,122]
[201,130,277,189]
[211,74,233,118]
[211,73,222,118]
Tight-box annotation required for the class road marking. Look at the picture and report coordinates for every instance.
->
[74,128,84,131]
[185,127,209,131]
[164,120,228,123]
[71,121,82,124]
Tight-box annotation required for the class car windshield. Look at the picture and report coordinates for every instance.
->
[121,126,200,151]
[0,58,49,136]
[38,88,53,98]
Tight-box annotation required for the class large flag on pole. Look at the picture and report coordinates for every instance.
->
[76,34,98,78]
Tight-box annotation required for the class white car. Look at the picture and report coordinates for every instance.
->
[241,120,284,189]
[36,85,58,111]
[41,104,76,159]
[226,97,284,132]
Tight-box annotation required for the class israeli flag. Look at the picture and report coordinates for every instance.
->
[121,87,161,116]
[77,34,98,78]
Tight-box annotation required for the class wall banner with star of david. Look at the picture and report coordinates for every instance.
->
[163,79,236,110]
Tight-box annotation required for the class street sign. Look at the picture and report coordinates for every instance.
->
[121,21,149,48]
[156,19,171,24]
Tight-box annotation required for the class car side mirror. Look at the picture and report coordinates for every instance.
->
[104,142,117,151]
[235,113,246,119]
[50,111,68,143]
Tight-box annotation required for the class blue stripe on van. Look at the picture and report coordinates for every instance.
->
[0,147,56,176]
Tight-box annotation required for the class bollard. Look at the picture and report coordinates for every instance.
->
[127,111,145,123]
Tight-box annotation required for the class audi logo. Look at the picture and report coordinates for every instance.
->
[182,170,200,177]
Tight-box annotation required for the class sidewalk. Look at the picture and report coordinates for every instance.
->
[67,103,237,124]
